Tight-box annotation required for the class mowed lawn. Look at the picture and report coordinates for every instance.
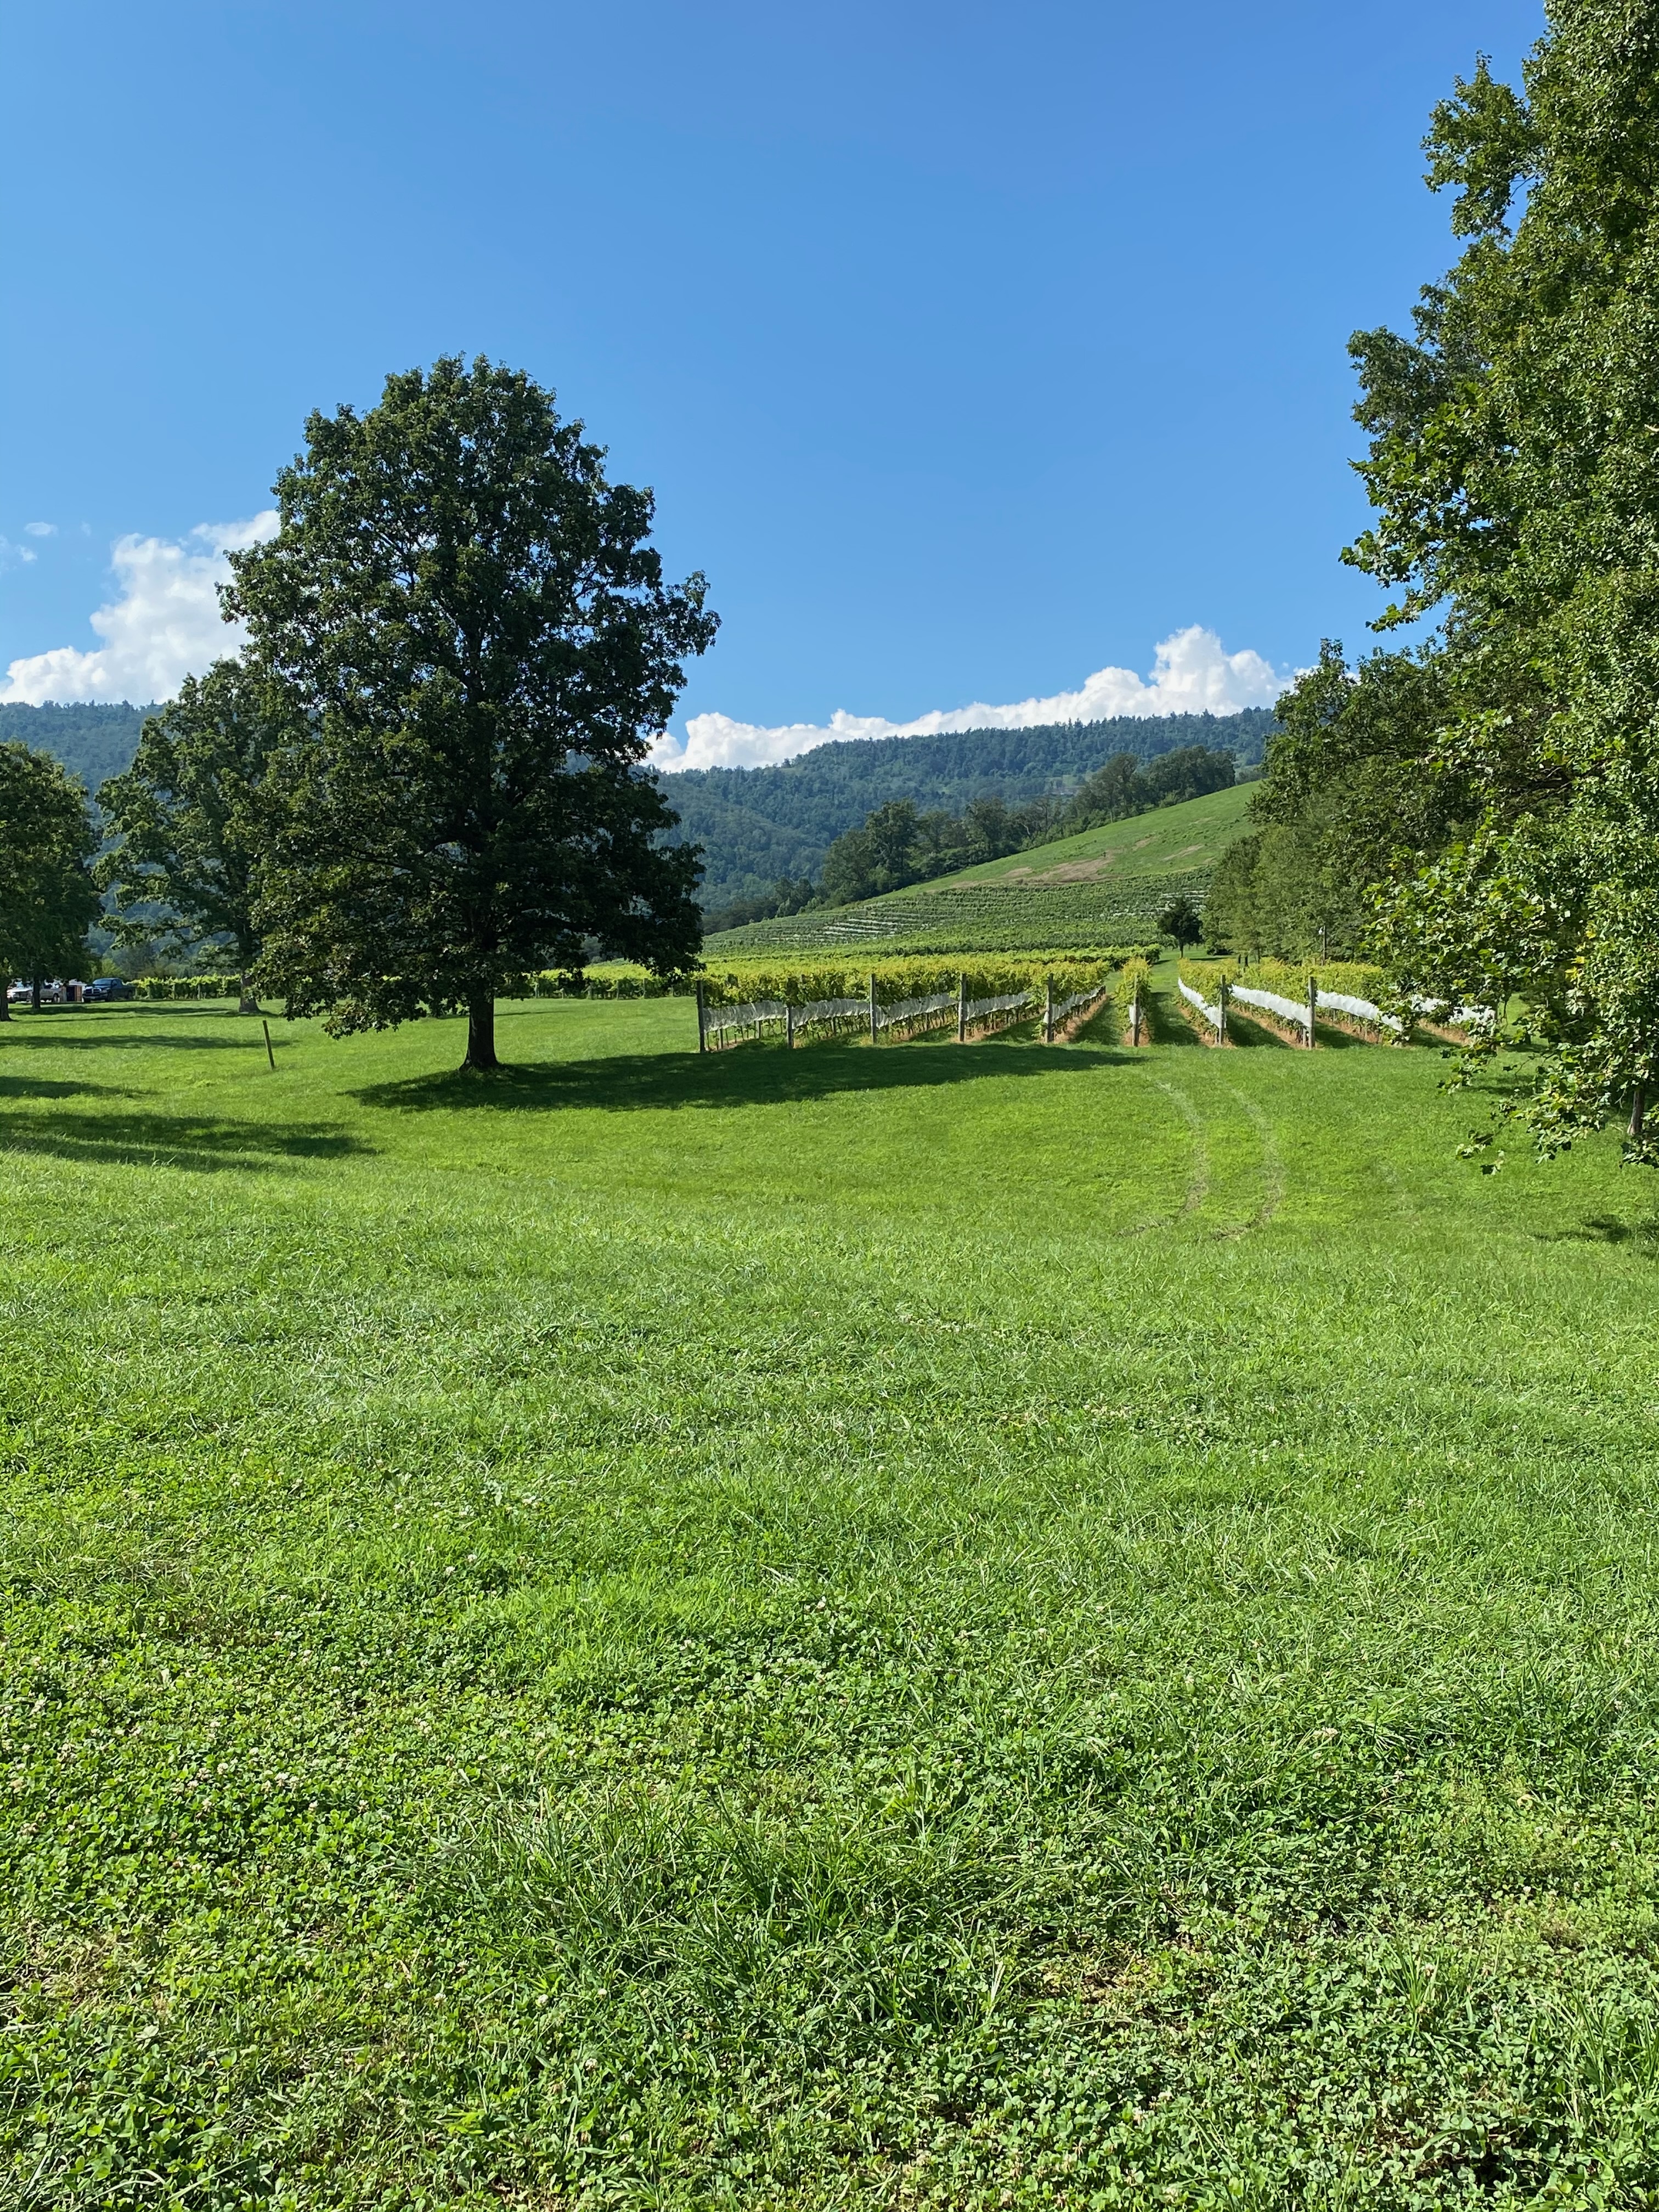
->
[3,995,1658,2209]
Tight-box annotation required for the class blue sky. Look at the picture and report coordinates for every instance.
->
[2,0,1541,756]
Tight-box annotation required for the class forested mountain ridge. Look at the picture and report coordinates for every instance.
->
[662,707,1276,905]
[0,702,157,794]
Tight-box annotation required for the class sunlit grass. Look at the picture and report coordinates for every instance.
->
[2,993,1657,2205]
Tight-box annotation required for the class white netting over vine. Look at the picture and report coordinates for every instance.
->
[875,991,959,1029]
[1178,977,1222,1029]
[966,989,1034,1023]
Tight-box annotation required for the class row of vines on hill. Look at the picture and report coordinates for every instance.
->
[693,955,1148,1051]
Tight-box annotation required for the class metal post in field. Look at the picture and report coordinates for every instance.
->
[695,981,707,1054]
[957,973,967,1043]
[1306,973,1318,1047]
[262,1018,275,1071]
[868,972,878,1045]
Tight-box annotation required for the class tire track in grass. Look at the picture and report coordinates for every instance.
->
[1220,1081,1286,1228]
[1153,1079,1210,1218]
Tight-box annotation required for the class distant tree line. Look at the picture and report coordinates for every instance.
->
[706,744,1238,928]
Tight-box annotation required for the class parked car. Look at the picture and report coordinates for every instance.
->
[86,977,132,1001]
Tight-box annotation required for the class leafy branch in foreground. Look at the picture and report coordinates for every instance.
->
[1245,5,1659,1162]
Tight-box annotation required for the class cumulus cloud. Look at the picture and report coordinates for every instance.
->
[650,626,1286,772]
[24,522,54,538]
[0,513,279,705]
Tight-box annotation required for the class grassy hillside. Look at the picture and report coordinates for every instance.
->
[707,780,1256,952]
[919,776,1254,887]
[3,994,1658,2202]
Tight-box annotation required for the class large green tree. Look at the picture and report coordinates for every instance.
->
[0,742,100,1014]
[225,356,718,1071]
[97,658,284,1009]
[1254,4,1659,1158]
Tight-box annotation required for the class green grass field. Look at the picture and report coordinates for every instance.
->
[4,989,1659,2207]
[706,786,1255,955]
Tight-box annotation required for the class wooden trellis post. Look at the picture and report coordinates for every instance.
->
[1306,973,1318,1047]
[1044,975,1055,1043]
[957,973,967,1043]
[1217,978,1229,1046]
[786,1002,796,1050]
[695,981,707,1054]
[868,972,878,1045]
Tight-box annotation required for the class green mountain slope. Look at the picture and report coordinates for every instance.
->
[706,781,1256,953]
[0,701,155,793]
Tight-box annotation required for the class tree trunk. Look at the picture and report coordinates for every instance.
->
[1632,1078,1647,1147]
[462,993,498,1072]
[30,975,41,1012]
[237,969,261,1015]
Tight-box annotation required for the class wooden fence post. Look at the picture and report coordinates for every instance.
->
[1306,973,1318,1048]
[695,981,707,1054]
[868,972,878,1045]
[786,1002,795,1051]
[957,973,967,1042]
[1044,975,1055,1043]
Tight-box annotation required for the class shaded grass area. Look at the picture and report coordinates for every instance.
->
[3,1000,1659,2205]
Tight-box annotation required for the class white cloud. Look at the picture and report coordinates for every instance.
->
[651,626,1287,771]
[23,522,54,538]
[0,537,37,572]
[0,512,279,705]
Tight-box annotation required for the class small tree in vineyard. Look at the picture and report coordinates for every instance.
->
[1156,894,1204,953]
[226,356,718,1071]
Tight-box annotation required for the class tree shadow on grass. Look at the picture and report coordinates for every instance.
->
[0,1109,372,1174]
[0,1074,132,1103]
[355,1034,1140,1116]
[1,1015,267,1053]
[1539,1214,1659,1258]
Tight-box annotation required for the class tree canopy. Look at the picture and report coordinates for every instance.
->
[97,658,285,1002]
[1220,3,1659,1159]
[227,356,718,1070]
[0,742,99,1010]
